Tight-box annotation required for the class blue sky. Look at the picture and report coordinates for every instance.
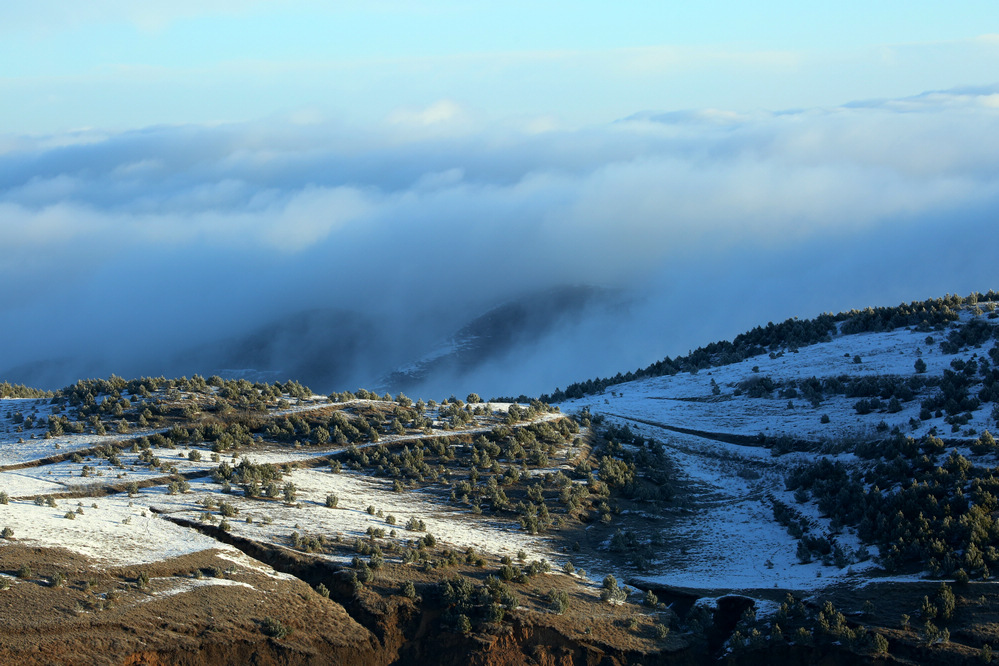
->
[2,1,998,133]
[1,2,999,394]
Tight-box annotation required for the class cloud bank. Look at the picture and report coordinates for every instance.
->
[2,86,998,395]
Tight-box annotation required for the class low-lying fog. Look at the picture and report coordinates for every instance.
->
[2,86,998,398]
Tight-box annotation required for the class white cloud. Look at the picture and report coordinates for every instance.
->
[1,86,998,391]
[265,186,373,252]
[387,100,474,135]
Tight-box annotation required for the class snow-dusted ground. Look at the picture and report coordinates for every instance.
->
[561,311,998,594]
[139,413,568,564]
[563,314,995,443]
[0,394,563,575]
[4,311,994,604]
[141,575,257,601]
[149,467,552,564]
[0,496,241,566]
[0,451,216,498]
[0,397,169,467]
[606,418,875,593]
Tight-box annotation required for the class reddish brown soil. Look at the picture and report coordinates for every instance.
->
[0,541,988,665]
[0,545,381,665]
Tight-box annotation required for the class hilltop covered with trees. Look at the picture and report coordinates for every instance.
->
[540,292,998,403]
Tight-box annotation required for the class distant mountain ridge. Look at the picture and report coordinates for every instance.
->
[172,307,380,391]
[1,285,624,395]
[378,285,619,395]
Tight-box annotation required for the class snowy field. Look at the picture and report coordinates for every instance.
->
[562,313,997,443]
[611,418,875,594]
[148,467,554,565]
[0,496,240,566]
[0,392,565,578]
[560,310,998,595]
[2,311,995,610]
[0,396,169,467]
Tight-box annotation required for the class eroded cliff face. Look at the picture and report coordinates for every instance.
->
[112,601,904,666]
[152,516,698,666]
[0,525,953,666]
[111,520,904,666]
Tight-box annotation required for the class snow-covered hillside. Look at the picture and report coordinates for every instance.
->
[559,305,999,598]
[3,296,999,664]
[563,310,994,443]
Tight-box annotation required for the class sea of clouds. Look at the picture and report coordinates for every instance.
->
[2,86,998,395]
